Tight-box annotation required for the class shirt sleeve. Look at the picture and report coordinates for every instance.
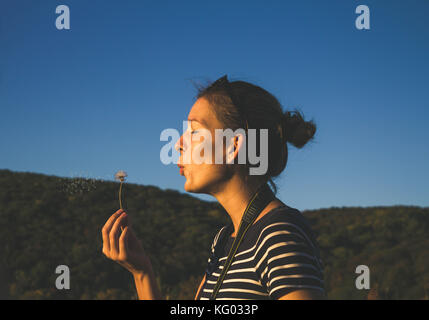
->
[206,226,227,271]
[256,222,325,299]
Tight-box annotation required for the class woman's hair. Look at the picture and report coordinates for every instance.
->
[193,75,316,194]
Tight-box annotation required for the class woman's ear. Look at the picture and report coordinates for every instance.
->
[226,133,246,164]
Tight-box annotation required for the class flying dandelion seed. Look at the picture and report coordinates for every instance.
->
[61,172,98,195]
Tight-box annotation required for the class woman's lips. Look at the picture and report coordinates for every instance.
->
[178,164,185,176]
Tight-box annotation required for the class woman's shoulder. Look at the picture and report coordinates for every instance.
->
[210,204,316,249]
[249,204,318,247]
[256,204,309,228]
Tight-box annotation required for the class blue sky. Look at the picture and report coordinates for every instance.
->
[1,0,428,210]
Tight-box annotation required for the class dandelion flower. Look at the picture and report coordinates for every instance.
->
[114,170,127,210]
[115,170,128,183]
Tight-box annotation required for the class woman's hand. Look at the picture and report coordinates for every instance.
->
[102,209,152,276]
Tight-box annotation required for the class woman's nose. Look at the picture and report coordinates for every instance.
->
[175,135,184,153]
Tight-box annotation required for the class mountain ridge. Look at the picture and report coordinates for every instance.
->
[0,169,428,299]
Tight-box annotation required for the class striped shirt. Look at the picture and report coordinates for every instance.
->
[197,205,325,300]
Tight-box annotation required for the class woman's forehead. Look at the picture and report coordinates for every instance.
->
[187,98,218,128]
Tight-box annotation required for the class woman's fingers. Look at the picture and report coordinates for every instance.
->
[102,209,123,254]
[109,212,128,256]
[119,226,129,259]
[102,216,150,275]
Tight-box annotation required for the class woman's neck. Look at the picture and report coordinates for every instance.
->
[211,175,282,237]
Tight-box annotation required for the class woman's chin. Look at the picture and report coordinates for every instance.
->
[184,180,204,194]
[183,180,193,192]
[184,183,196,193]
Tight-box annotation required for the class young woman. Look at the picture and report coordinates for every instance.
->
[101,75,325,300]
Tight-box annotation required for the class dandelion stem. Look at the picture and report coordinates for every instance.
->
[119,181,123,210]
[119,181,124,232]
[115,170,127,233]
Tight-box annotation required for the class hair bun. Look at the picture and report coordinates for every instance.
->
[282,109,316,148]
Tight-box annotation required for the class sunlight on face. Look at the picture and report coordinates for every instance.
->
[175,98,232,194]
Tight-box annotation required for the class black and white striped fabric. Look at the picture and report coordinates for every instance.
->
[198,205,325,300]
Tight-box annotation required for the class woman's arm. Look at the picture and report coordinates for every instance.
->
[194,274,206,300]
[133,269,162,300]
[279,289,325,300]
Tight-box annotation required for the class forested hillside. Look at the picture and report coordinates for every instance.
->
[0,169,428,299]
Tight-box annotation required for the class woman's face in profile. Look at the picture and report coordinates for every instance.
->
[175,98,235,194]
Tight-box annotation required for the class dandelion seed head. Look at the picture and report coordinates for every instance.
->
[115,170,128,182]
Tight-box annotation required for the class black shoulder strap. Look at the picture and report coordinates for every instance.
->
[210,183,275,300]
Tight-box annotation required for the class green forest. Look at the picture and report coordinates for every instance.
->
[0,169,428,300]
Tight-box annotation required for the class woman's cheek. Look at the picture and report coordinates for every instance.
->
[191,130,214,165]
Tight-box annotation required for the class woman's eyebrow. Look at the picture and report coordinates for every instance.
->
[187,117,208,127]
